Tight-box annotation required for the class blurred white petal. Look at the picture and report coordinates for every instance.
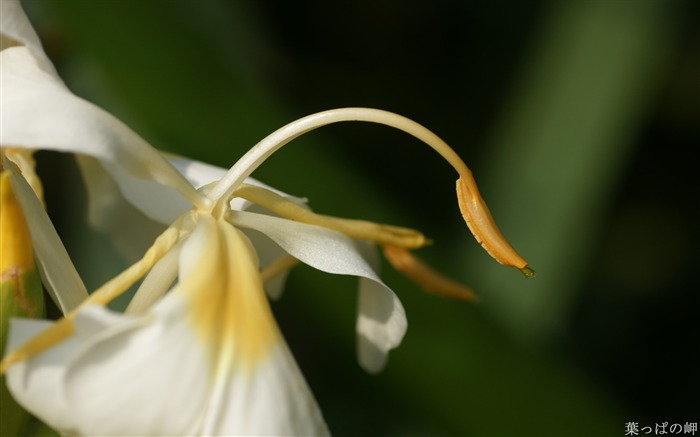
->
[0,0,55,74]
[0,47,201,206]
[75,156,166,260]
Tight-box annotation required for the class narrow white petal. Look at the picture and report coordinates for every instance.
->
[7,160,87,313]
[0,47,202,207]
[230,210,382,279]
[354,242,407,374]
[0,0,56,74]
[230,210,407,372]
[356,279,406,373]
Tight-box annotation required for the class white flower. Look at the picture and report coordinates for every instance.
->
[1,1,533,436]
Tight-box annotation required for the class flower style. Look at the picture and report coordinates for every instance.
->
[1,2,533,436]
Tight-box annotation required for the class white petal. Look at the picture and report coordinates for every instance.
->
[230,210,382,279]
[354,241,407,374]
[63,299,211,436]
[0,0,56,75]
[230,210,407,373]
[8,215,328,436]
[79,153,306,225]
[0,47,202,207]
[6,160,87,313]
[166,155,227,189]
[4,308,145,434]
[204,341,329,435]
[75,156,166,260]
[5,318,81,432]
[103,161,195,224]
[6,298,210,436]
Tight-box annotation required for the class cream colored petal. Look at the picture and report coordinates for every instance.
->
[0,0,55,74]
[0,47,203,207]
[230,210,407,373]
[6,160,87,313]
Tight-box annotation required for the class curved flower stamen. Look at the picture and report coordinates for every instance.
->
[208,108,532,275]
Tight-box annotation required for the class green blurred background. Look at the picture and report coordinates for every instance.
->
[20,0,699,435]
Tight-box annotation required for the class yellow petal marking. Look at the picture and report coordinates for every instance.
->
[233,184,429,249]
[183,215,280,376]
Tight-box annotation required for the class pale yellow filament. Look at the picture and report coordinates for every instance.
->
[233,184,429,249]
